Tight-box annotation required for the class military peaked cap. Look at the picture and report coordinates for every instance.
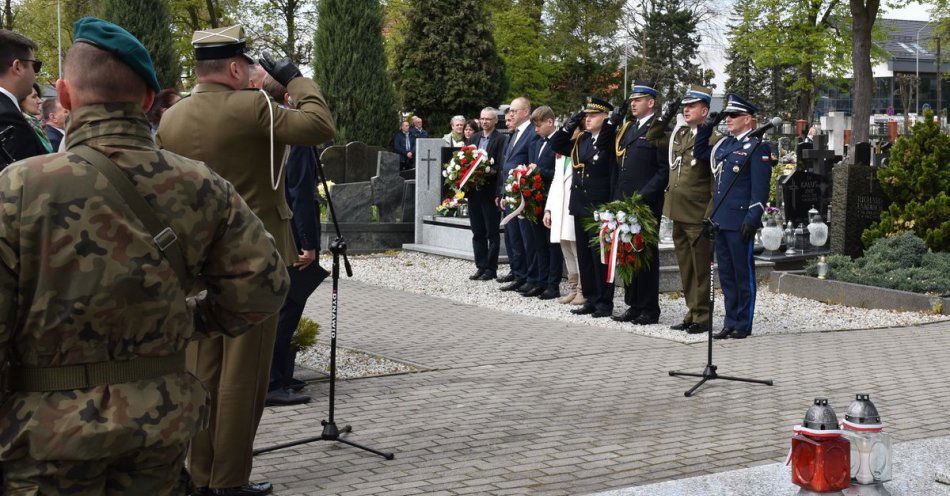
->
[630,80,658,99]
[681,85,713,106]
[192,25,254,64]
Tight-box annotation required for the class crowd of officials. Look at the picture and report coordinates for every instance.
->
[395,85,772,340]
[0,18,335,496]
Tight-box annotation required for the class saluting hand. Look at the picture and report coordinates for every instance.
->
[564,111,584,132]
[660,100,681,126]
[608,99,630,126]
[703,111,726,129]
[259,51,303,87]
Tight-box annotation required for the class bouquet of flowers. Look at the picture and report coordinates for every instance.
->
[500,164,545,224]
[442,145,495,194]
[761,204,782,225]
[584,194,658,285]
[436,196,463,216]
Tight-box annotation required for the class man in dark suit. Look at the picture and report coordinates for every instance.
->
[409,115,428,149]
[257,77,331,407]
[42,97,68,151]
[496,96,541,293]
[467,106,506,281]
[393,120,413,170]
[610,80,670,325]
[527,105,563,299]
[549,97,617,318]
[0,30,47,167]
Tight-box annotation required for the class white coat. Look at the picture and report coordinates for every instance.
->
[544,154,576,242]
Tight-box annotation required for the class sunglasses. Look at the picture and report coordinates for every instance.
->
[19,59,42,72]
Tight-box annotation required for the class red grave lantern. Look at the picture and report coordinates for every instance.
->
[789,398,851,493]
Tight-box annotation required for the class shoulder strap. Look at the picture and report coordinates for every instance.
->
[71,145,190,287]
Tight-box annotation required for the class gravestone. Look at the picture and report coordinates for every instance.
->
[401,181,416,222]
[781,170,825,226]
[371,151,408,223]
[830,145,887,258]
[414,138,447,241]
[800,134,838,177]
[332,181,373,222]
[319,141,386,184]
[824,112,850,157]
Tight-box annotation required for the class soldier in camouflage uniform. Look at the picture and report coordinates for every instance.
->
[0,18,289,495]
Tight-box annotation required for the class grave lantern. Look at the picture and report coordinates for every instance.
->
[761,218,784,253]
[790,398,851,493]
[808,209,829,278]
[841,394,892,485]
[784,221,796,256]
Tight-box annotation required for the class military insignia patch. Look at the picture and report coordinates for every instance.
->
[743,143,751,150]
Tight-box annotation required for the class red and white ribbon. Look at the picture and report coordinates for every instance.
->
[457,151,486,190]
[605,230,621,283]
[500,197,525,225]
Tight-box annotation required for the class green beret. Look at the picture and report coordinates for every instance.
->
[73,17,162,92]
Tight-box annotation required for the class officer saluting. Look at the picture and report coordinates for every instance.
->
[0,18,288,493]
[158,25,335,496]
[549,97,617,318]
[665,85,715,334]
[693,94,771,340]
[609,80,670,325]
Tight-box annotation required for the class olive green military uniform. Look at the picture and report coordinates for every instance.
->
[0,102,290,494]
[156,27,335,490]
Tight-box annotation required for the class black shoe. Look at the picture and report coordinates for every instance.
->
[632,314,659,325]
[592,309,613,318]
[712,327,735,340]
[287,378,306,392]
[265,389,311,406]
[469,269,485,280]
[670,321,692,331]
[730,330,751,339]
[611,308,639,322]
[477,271,497,281]
[571,304,596,315]
[685,323,711,334]
[210,482,273,496]
[500,280,525,292]
[538,288,559,300]
[522,285,544,297]
[496,272,516,283]
[515,282,536,294]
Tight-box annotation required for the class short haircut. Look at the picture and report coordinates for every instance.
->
[481,107,498,115]
[465,119,479,133]
[260,75,286,103]
[195,58,231,77]
[530,106,555,124]
[451,115,465,125]
[0,30,37,77]
[41,96,60,118]
[146,88,181,126]
[65,42,147,105]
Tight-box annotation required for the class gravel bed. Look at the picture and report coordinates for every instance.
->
[346,251,947,344]
[296,343,420,380]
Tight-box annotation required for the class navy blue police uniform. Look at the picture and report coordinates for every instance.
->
[549,97,617,317]
[612,81,669,324]
[693,94,771,339]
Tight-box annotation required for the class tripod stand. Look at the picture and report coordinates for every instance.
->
[668,131,774,397]
[253,148,394,460]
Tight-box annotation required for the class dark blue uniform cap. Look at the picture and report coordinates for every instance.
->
[723,94,758,116]
[583,96,614,113]
[73,17,162,92]
[630,79,658,99]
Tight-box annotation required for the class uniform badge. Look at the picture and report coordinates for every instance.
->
[593,154,599,161]
[743,143,751,150]
[733,165,740,173]
[690,159,696,166]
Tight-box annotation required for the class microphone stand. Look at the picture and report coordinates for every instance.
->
[668,127,774,397]
[253,147,394,460]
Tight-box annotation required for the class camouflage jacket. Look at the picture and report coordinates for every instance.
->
[0,103,290,462]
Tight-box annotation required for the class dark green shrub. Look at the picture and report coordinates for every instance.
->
[806,232,950,294]
[862,110,950,251]
[291,317,320,353]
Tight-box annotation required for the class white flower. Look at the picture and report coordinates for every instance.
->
[616,211,627,222]
[506,184,513,193]
[607,221,617,231]
[619,223,630,234]
[593,211,601,221]
[621,232,632,243]
[442,170,448,177]
[631,222,641,234]
[602,212,615,222]
[628,215,638,224]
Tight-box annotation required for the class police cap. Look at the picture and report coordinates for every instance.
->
[583,96,613,114]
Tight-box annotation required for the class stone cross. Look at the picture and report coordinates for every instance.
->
[823,112,850,157]
[413,138,448,242]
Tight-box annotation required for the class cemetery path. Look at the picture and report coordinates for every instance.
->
[252,280,950,496]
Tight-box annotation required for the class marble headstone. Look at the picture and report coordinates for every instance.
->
[319,141,386,184]
[781,170,825,226]
[414,138,447,241]
[332,181,373,223]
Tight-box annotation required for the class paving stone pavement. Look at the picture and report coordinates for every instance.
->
[251,279,950,495]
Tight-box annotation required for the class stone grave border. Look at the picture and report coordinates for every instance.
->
[768,271,950,315]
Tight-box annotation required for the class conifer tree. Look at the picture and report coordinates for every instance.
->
[313,0,397,147]
[100,0,181,88]
[393,0,507,135]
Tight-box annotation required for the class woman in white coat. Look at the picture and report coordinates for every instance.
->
[542,123,586,305]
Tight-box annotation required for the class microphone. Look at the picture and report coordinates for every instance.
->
[748,117,782,139]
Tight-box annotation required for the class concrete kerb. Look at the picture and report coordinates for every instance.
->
[768,271,950,315]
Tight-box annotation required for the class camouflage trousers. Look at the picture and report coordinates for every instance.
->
[2,442,189,495]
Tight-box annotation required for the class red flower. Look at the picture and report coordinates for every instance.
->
[519,177,526,184]
[512,183,520,192]
[534,207,543,215]
[522,189,530,197]
[460,158,468,165]
[534,192,543,202]
[625,255,635,264]
[633,233,644,250]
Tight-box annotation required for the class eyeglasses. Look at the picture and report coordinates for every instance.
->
[19,59,41,73]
